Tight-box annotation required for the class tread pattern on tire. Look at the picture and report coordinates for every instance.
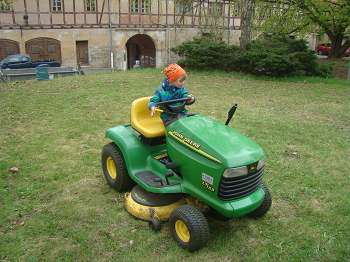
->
[169,205,210,252]
[101,142,135,192]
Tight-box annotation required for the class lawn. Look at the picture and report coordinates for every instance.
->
[0,70,349,261]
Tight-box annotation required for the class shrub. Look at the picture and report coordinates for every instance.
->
[171,36,241,70]
[172,34,331,77]
[288,51,318,75]
[314,61,334,78]
[242,35,323,77]
[238,36,291,76]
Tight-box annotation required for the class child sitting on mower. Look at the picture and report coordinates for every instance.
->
[148,63,195,126]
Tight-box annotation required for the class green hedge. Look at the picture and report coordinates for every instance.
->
[173,36,241,70]
[172,35,332,77]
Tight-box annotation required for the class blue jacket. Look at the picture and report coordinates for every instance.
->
[149,78,189,122]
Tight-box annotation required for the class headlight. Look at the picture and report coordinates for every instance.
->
[223,160,265,178]
[223,166,248,178]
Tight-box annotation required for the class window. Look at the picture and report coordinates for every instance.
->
[85,0,96,12]
[21,56,30,62]
[48,44,56,53]
[232,1,240,16]
[8,56,21,63]
[141,0,150,13]
[52,0,62,12]
[0,0,12,11]
[175,1,192,15]
[31,46,41,54]
[130,0,151,14]
[130,0,138,13]
[208,2,223,16]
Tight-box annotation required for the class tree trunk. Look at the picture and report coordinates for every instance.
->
[240,0,255,50]
[328,34,350,58]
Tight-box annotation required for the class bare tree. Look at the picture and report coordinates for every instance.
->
[240,0,256,49]
[174,0,258,48]
[174,0,227,41]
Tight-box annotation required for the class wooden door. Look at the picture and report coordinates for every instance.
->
[76,41,89,65]
[25,38,61,63]
[0,39,20,60]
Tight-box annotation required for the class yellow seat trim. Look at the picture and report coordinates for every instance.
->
[131,97,165,138]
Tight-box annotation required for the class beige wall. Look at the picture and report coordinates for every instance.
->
[0,27,241,68]
[0,1,242,70]
[0,29,110,67]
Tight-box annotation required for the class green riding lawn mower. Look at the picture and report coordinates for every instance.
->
[101,97,272,251]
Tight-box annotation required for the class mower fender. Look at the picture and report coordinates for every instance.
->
[207,187,265,218]
[228,187,265,217]
[105,125,183,194]
[182,183,265,218]
[105,125,149,173]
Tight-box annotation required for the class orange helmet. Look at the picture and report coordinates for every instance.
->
[163,63,187,83]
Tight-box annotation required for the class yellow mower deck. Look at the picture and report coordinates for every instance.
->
[124,185,186,221]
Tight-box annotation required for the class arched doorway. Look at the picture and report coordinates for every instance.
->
[25,38,61,63]
[0,39,20,60]
[126,34,156,69]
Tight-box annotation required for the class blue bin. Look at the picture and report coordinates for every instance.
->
[36,64,49,80]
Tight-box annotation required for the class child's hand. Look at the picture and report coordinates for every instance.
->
[188,95,195,103]
[150,106,156,116]
[186,95,195,105]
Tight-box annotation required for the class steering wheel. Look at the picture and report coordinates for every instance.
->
[155,97,192,114]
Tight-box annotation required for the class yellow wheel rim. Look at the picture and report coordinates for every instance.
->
[175,220,190,243]
[106,156,117,180]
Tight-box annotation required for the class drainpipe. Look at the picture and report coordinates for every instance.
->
[167,27,170,64]
[108,0,113,69]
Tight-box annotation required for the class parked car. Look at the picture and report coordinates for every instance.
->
[0,54,60,69]
[316,43,331,55]
[316,43,350,56]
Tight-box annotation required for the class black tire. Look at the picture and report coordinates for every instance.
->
[101,143,135,192]
[248,183,272,218]
[169,205,210,252]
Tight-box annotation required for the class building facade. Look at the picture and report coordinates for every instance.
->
[0,0,241,69]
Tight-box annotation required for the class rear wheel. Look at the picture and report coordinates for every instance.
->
[169,205,209,252]
[248,183,272,218]
[101,143,135,192]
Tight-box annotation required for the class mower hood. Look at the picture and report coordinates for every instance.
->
[167,115,264,167]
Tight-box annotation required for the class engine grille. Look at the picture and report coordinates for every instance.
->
[218,168,264,200]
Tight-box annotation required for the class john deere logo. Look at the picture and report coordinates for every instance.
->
[169,131,201,149]
[168,130,222,164]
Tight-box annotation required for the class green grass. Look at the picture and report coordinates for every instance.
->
[1,69,349,261]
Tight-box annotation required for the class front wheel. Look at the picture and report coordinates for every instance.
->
[248,183,272,218]
[101,143,135,192]
[169,205,209,252]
